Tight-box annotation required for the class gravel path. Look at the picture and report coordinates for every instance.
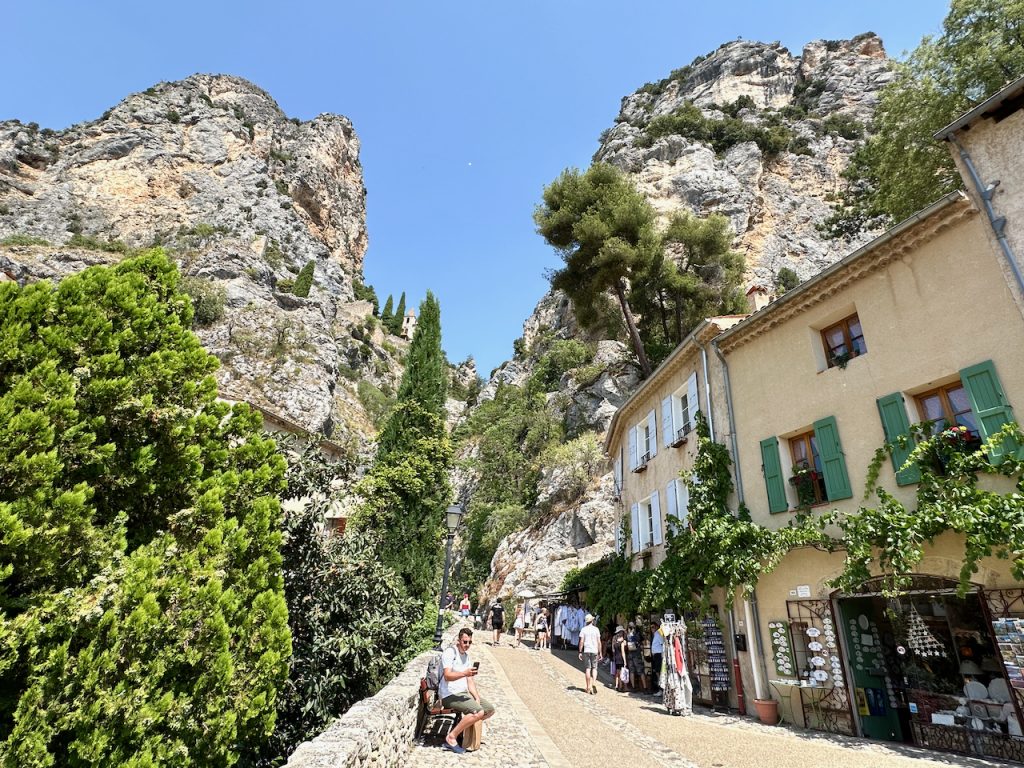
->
[408,639,1015,768]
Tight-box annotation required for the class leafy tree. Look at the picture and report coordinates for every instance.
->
[353,292,452,602]
[774,267,801,295]
[381,294,394,326]
[390,292,407,335]
[535,163,658,376]
[293,260,315,298]
[0,251,290,767]
[254,438,418,766]
[632,211,746,364]
[825,0,1024,236]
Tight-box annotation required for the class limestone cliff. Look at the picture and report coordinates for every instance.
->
[0,74,398,444]
[476,34,892,599]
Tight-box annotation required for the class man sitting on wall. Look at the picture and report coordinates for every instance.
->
[440,628,496,754]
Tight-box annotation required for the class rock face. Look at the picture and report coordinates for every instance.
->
[597,33,892,286]
[0,74,398,442]
[473,34,893,599]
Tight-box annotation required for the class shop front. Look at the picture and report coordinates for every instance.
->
[833,576,1024,763]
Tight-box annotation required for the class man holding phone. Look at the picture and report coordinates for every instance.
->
[439,628,496,754]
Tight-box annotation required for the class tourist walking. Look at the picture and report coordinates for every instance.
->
[535,608,549,650]
[578,613,602,694]
[441,591,454,612]
[613,624,628,692]
[459,592,471,618]
[439,628,496,754]
[513,605,525,647]
[490,598,505,646]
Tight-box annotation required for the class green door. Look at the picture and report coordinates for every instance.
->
[838,598,904,742]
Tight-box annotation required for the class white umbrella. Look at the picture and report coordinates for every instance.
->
[516,589,537,598]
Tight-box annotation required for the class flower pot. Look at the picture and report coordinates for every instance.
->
[754,697,779,725]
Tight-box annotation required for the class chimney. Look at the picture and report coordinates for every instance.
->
[746,285,771,313]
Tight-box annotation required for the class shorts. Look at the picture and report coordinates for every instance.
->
[628,651,645,677]
[442,692,496,715]
[492,623,503,632]
[461,609,469,617]
[582,651,599,673]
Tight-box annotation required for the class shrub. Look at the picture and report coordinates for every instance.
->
[276,278,295,293]
[68,232,131,253]
[0,234,49,246]
[775,267,801,294]
[181,275,227,326]
[821,113,864,140]
[167,109,181,123]
[0,250,289,766]
[292,260,314,298]
[528,339,593,393]
[539,432,604,506]
[357,379,395,427]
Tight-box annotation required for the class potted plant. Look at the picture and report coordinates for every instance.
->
[754,696,779,725]
[789,464,819,509]
[830,350,853,369]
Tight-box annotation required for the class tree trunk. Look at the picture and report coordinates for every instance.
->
[613,279,652,378]
[656,289,671,340]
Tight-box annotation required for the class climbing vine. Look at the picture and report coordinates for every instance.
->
[827,422,1024,597]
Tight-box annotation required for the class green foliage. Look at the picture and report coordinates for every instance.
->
[825,0,1024,237]
[181,275,227,326]
[645,101,794,158]
[357,379,395,427]
[0,235,49,247]
[292,260,314,298]
[820,113,864,140]
[264,238,284,269]
[353,278,379,315]
[166,109,181,124]
[276,278,295,293]
[0,250,290,766]
[353,292,451,602]
[254,439,417,766]
[390,292,406,335]
[68,232,131,254]
[528,339,593,393]
[827,423,1024,597]
[535,163,658,376]
[537,433,604,510]
[631,211,746,365]
[380,294,394,326]
[774,267,801,294]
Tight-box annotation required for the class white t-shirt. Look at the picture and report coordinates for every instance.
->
[439,645,472,699]
[579,624,601,654]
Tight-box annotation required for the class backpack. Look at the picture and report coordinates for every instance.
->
[425,649,446,691]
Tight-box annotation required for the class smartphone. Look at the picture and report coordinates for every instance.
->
[472,662,480,670]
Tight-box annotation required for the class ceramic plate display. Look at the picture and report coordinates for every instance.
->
[858,614,870,630]
[811,656,826,666]
[808,641,823,651]
[813,670,829,681]
[807,628,821,638]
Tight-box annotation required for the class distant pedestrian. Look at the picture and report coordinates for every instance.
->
[613,624,628,692]
[459,592,472,617]
[490,598,505,646]
[626,622,649,693]
[535,608,549,650]
[578,613,602,694]
[513,605,525,647]
[441,591,454,612]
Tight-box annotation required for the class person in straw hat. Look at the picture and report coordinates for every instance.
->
[578,613,603,694]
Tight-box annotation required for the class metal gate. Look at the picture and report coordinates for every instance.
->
[786,598,856,735]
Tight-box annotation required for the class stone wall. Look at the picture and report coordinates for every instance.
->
[284,622,461,768]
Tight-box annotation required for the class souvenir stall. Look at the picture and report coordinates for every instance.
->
[659,619,693,716]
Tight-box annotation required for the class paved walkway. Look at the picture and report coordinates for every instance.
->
[408,639,1016,768]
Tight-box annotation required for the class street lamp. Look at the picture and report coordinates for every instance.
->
[433,504,464,649]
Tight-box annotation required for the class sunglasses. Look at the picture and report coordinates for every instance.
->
[461,639,473,645]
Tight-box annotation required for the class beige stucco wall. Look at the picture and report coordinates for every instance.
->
[949,105,1024,316]
[724,213,1024,531]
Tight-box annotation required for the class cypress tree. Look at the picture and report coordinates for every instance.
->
[354,291,451,602]
[381,294,394,327]
[390,292,406,335]
[293,260,315,298]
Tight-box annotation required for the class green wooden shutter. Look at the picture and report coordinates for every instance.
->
[814,416,853,500]
[960,359,1021,463]
[760,437,788,513]
[876,393,921,486]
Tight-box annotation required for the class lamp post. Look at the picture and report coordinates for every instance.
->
[433,504,464,649]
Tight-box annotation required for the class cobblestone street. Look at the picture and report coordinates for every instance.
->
[408,638,1018,768]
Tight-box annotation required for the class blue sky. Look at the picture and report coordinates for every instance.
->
[7,1,949,376]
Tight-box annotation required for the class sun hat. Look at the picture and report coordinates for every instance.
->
[615,625,625,633]
[585,613,594,623]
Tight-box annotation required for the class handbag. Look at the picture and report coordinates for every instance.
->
[619,667,630,684]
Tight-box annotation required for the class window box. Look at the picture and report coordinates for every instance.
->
[633,452,650,473]
[670,422,692,447]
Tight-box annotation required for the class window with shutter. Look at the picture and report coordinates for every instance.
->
[959,359,1021,463]
[662,396,674,448]
[876,392,920,486]
[813,415,853,500]
[647,409,658,459]
[665,480,677,536]
[630,503,641,554]
[760,437,788,513]
[675,478,690,530]
[686,372,699,431]
[651,490,662,546]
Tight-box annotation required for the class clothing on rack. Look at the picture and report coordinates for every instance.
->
[660,621,692,716]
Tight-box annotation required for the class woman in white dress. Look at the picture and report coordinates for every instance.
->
[513,605,525,647]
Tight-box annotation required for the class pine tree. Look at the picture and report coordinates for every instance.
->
[354,292,451,602]
[0,250,290,766]
[390,291,407,335]
[381,294,394,327]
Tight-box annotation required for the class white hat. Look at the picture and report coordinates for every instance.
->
[585,613,594,623]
